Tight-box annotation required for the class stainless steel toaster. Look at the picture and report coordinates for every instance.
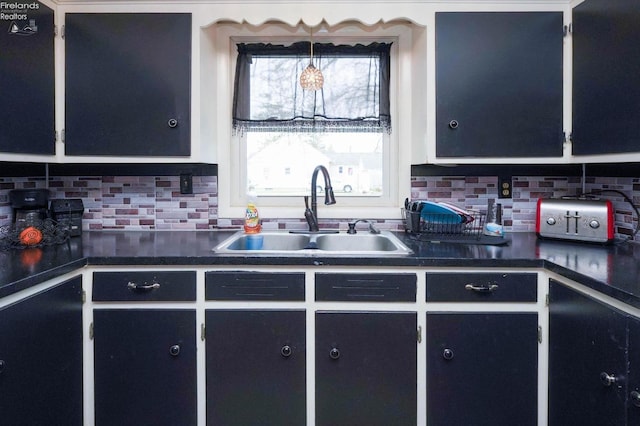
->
[536,198,615,243]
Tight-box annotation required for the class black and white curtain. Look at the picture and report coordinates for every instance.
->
[232,41,392,134]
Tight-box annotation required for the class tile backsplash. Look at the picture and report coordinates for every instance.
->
[0,175,218,231]
[0,173,638,241]
[411,175,639,240]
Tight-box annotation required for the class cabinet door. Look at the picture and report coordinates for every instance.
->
[206,310,306,425]
[93,309,197,426]
[65,13,191,157]
[0,1,55,155]
[0,276,83,425]
[316,311,417,426]
[435,12,563,158]
[629,315,640,424]
[426,312,538,426]
[548,281,627,426]
[572,0,640,155]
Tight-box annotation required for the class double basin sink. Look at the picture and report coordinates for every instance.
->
[214,230,413,256]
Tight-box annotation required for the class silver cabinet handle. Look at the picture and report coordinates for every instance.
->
[600,372,617,387]
[465,283,499,293]
[631,391,640,408]
[127,281,160,292]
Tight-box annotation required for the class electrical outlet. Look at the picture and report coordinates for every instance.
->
[498,176,512,199]
[180,173,193,195]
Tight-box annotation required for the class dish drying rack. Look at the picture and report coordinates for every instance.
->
[402,209,507,245]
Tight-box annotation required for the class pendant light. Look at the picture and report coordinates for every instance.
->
[300,27,324,91]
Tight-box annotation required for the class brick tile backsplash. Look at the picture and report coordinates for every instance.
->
[0,173,638,242]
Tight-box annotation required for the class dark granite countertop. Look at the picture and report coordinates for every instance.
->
[1,230,639,308]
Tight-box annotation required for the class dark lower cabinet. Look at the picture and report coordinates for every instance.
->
[93,309,197,426]
[315,311,417,426]
[549,280,628,426]
[205,309,306,426]
[0,276,83,425]
[629,316,640,424]
[426,312,538,426]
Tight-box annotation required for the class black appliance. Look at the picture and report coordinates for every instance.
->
[10,189,50,228]
[50,199,84,237]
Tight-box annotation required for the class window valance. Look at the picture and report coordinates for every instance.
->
[232,41,392,134]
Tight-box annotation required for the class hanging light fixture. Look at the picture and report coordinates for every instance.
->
[300,27,324,91]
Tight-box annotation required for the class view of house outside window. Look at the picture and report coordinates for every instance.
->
[247,132,383,197]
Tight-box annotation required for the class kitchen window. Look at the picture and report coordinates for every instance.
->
[214,21,417,220]
[233,41,391,200]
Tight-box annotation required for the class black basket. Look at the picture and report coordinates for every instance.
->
[0,218,71,250]
[403,208,486,240]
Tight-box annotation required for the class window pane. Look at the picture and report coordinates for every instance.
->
[249,55,381,123]
[247,131,383,197]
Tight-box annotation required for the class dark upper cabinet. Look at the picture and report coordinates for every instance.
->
[435,12,564,158]
[549,280,628,426]
[64,13,191,157]
[0,276,83,425]
[572,0,640,155]
[0,1,55,155]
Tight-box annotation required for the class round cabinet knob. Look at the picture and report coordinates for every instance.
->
[0,359,5,373]
[448,120,459,129]
[546,217,557,226]
[442,348,454,360]
[167,118,179,128]
[631,391,640,408]
[600,372,617,387]
[589,220,600,229]
[281,345,292,358]
[329,348,341,360]
[169,345,181,357]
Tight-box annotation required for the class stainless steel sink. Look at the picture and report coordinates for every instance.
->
[213,231,412,255]
[315,233,406,252]
[221,232,310,251]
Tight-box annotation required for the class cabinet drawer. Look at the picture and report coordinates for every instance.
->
[315,273,416,302]
[426,272,537,302]
[205,271,305,301]
[92,271,196,302]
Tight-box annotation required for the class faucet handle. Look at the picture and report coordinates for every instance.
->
[347,219,381,235]
[347,222,357,234]
[304,195,319,232]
